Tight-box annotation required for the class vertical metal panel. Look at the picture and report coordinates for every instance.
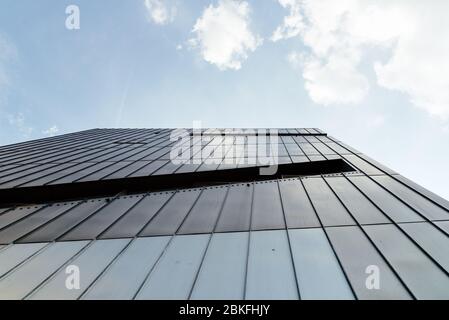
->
[325,226,411,299]
[128,160,168,177]
[246,230,298,299]
[103,161,149,179]
[371,175,449,221]
[19,199,108,243]
[136,234,209,299]
[190,232,248,300]
[0,243,47,277]
[77,162,131,182]
[394,175,449,211]
[215,184,252,232]
[342,155,384,175]
[100,192,173,239]
[399,222,449,273]
[178,187,228,234]
[0,241,88,299]
[251,182,285,231]
[82,236,170,300]
[49,162,112,184]
[302,178,355,227]
[435,221,449,235]
[325,177,390,225]
[324,142,352,155]
[0,205,45,230]
[299,143,320,156]
[348,176,425,223]
[312,142,336,155]
[288,228,354,300]
[29,239,130,300]
[357,154,397,174]
[278,179,320,228]
[285,144,304,156]
[0,203,79,244]
[139,189,201,236]
[363,224,449,299]
[61,196,143,241]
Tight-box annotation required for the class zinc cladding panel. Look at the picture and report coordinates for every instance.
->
[2,163,77,188]
[215,184,253,232]
[435,221,449,235]
[18,199,108,243]
[348,176,425,223]
[178,186,228,235]
[100,192,174,239]
[312,142,336,155]
[0,205,45,230]
[0,243,47,278]
[190,232,248,300]
[136,234,210,300]
[324,176,390,225]
[77,162,132,182]
[398,222,449,272]
[341,154,383,175]
[48,162,112,184]
[371,175,449,221]
[288,228,354,300]
[128,160,168,177]
[251,182,285,231]
[298,143,320,156]
[363,224,449,299]
[325,226,411,300]
[139,189,202,236]
[394,174,449,211]
[357,154,397,175]
[0,202,80,244]
[29,239,130,300]
[245,230,298,300]
[322,142,352,155]
[302,178,355,227]
[22,163,95,186]
[278,179,320,228]
[0,241,89,300]
[83,236,170,300]
[102,161,150,180]
[60,195,143,241]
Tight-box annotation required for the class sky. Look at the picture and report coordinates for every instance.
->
[0,0,449,199]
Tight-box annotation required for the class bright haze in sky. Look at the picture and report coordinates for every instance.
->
[1,0,449,199]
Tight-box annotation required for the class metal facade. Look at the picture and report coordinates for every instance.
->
[0,128,448,299]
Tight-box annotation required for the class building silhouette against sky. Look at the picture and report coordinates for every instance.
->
[0,128,448,299]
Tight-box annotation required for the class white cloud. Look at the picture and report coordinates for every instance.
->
[42,125,59,137]
[188,0,262,71]
[271,0,304,42]
[275,0,449,118]
[144,0,176,25]
[300,53,369,106]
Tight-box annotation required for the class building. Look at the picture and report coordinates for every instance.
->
[0,128,448,300]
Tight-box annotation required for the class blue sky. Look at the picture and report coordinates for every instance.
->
[1,0,449,199]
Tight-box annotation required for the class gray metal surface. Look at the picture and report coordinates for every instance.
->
[0,128,448,300]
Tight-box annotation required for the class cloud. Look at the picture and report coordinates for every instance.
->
[42,125,59,137]
[144,0,176,25]
[188,0,262,70]
[271,0,304,42]
[275,0,449,118]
